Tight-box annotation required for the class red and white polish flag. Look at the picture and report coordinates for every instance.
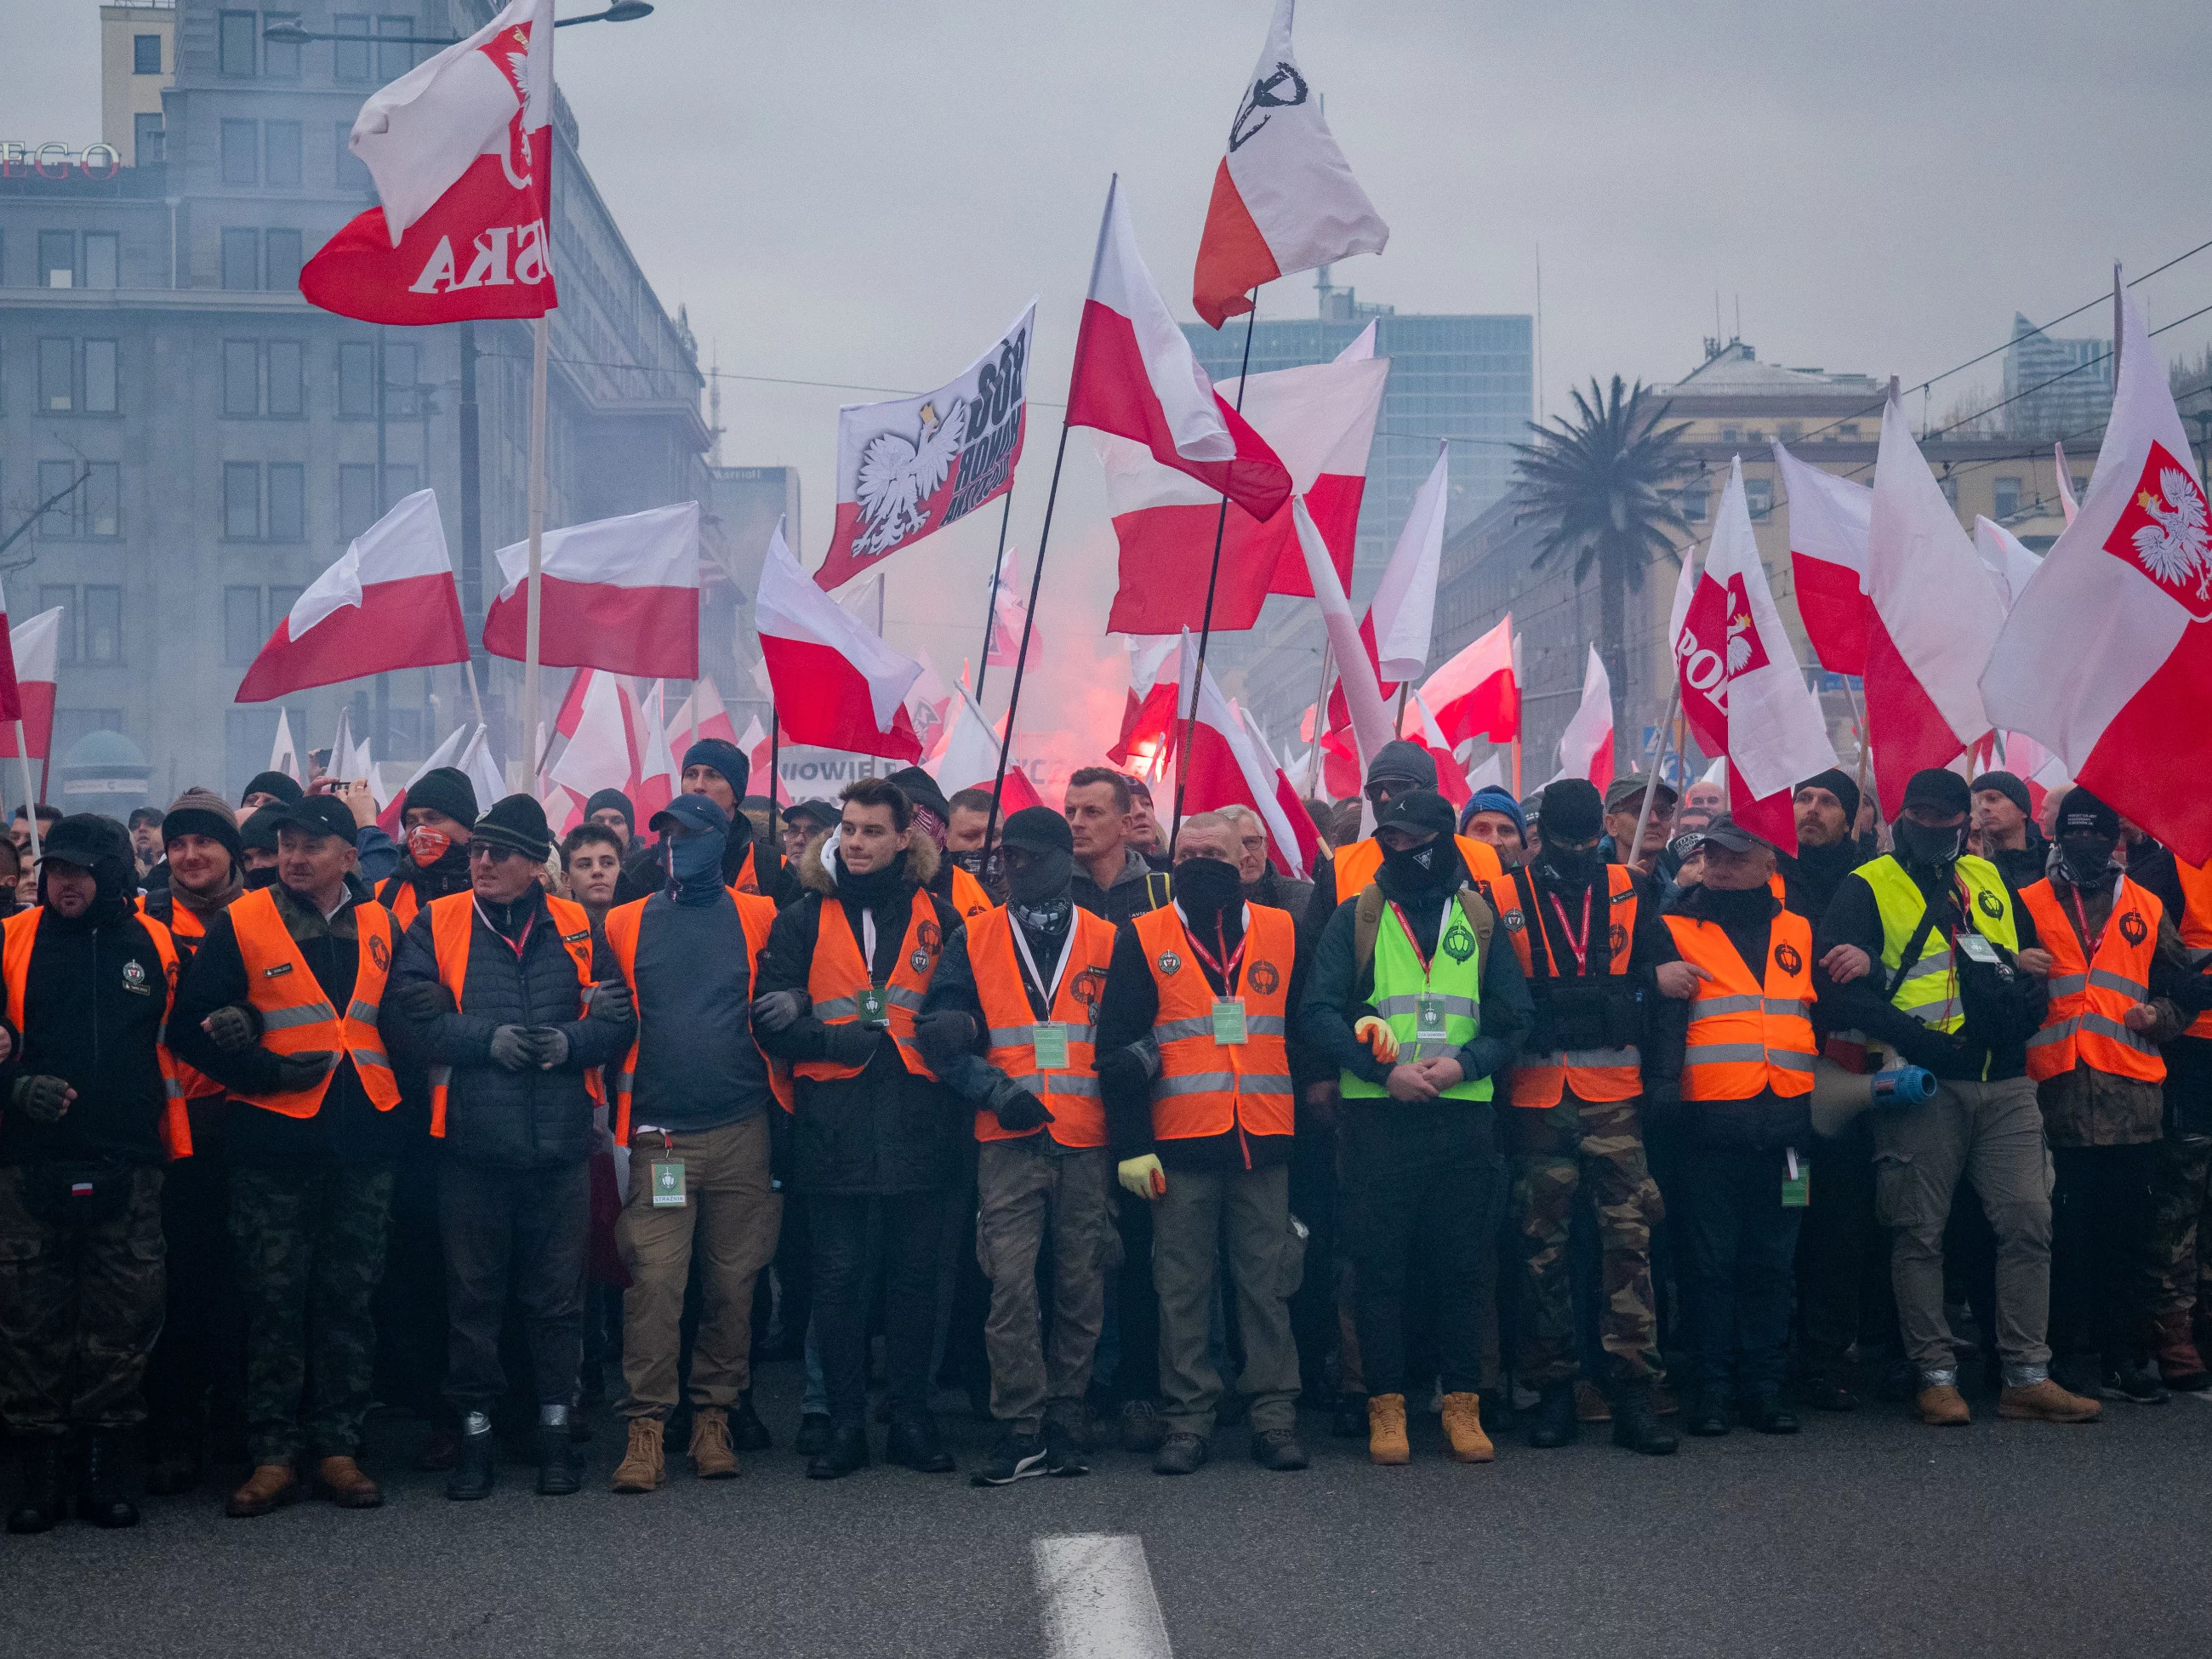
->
[1554,646,1614,790]
[1237,701,1323,879]
[1771,440,1873,677]
[299,0,556,325]
[1973,515,2043,613]
[1863,393,2004,817]
[984,542,1037,669]
[1983,288,2212,862]
[1417,613,1519,750]
[665,676,739,762]
[1191,0,1388,330]
[736,715,790,807]
[1068,180,1291,526]
[930,686,1045,814]
[0,606,61,762]
[548,669,639,804]
[1173,632,1314,879]
[1397,691,1472,809]
[756,519,923,761]
[1295,494,1394,775]
[1109,636,1181,769]
[625,679,676,821]
[236,490,470,701]
[482,501,700,678]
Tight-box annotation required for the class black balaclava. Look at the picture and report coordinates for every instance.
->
[2053,786,2122,889]
[1698,880,1775,928]
[1172,853,1242,916]
[655,794,730,908]
[1533,778,1605,889]
[1377,834,1453,904]
[1896,769,1970,875]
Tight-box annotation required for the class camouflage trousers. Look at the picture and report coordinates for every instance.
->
[1509,1092,1663,1387]
[230,1163,393,1464]
[0,1164,165,1435]
[2146,1136,2212,1324]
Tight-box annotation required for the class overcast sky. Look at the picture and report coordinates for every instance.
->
[7,0,2209,746]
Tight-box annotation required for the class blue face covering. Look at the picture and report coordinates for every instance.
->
[665,827,727,906]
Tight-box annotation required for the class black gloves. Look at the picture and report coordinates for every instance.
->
[272,1050,337,1092]
[10,1074,73,1124]
[819,1023,883,1067]
[2170,972,2212,1016]
[1096,1042,1154,1099]
[988,1079,1053,1133]
[914,1010,979,1070]
[487,1026,536,1071]
[202,1004,259,1052]
[526,1027,570,1069]
[750,989,808,1033]
[590,980,635,1025]
[391,979,453,1022]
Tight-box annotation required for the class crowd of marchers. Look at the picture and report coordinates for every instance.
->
[4,726,2210,1532]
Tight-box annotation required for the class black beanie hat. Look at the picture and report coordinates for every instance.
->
[2054,785,2119,841]
[1536,778,1605,844]
[242,770,305,807]
[1000,805,1074,855]
[240,809,283,854]
[472,794,553,863]
[886,766,951,824]
[1797,767,1861,828]
[584,787,636,829]
[1365,738,1438,791]
[1900,768,1971,818]
[680,738,749,799]
[1970,771,2032,820]
[404,766,478,829]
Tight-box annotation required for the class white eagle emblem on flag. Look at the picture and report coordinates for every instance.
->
[852,399,968,560]
[2130,467,2211,597]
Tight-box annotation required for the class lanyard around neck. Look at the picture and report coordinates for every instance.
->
[1007,910,1078,1010]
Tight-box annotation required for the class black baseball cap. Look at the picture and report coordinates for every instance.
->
[1373,790,1457,839]
[264,795,357,845]
[1678,812,1772,855]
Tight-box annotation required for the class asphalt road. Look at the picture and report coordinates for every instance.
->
[7,1370,2211,1659]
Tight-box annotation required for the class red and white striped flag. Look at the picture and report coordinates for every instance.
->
[482,501,700,678]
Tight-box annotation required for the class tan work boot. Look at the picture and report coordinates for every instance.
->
[225,1462,300,1519]
[1917,1384,1970,1426]
[314,1455,383,1508]
[1998,1377,2101,1423]
[689,1407,739,1479]
[612,1417,665,1492]
[1366,1392,1410,1465]
[1439,1392,1495,1463]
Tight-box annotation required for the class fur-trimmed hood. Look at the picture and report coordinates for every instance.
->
[799,830,939,895]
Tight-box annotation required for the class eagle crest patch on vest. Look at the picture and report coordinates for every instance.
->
[1500,909,1526,933]
[909,949,930,972]
[1442,922,1477,963]
[1158,950,1182,976]
[2119,909,2147,946]
[121,959,150,995]
[1977,890,2004,919]
[1775,942,1804,976]
[1246,960,1280,995]
[368,935,390,971]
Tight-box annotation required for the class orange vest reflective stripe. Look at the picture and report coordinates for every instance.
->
[1506,864,1644,1108]
[137,895,222,1100]
[966,904,1114,1148]
[3,906,192,1159]
[601,887,793,1141]
[2172,857,2212,1040]
[1333,835,1504,910]
[949,864,992,920]
[793,897,944,1083]
[1662,908,1816,1101]
[2018,876,2166,1085]
[421,892,604,1138]
[1135,904,1294,1143]
[228,887,400,1117]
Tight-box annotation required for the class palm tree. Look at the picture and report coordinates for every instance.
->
[1512,376,1692,741]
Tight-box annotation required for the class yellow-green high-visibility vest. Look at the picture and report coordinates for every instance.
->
[1855,853,2018,1035]
[1341,892,1492,1102]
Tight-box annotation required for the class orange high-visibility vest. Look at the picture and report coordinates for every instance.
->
[420,892,602,1138]
[966,904,1114,1148]
[949,864,992,921]
[794,895,944,1083]
[1135,903,1295,1145]
[1501,863,1643,1108]
[1333,835,1504,911]
[601,887,793,1140]
[227,887,400,1117]
[1662,907,1816,1102]
[3,906,191,1160]
[2018,875,2166,1085]
[137,893,224,1100]
[377,875,425,934]
[2172,856,2212,1040]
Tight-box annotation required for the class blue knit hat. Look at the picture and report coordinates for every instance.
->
[1459,785,1527,846]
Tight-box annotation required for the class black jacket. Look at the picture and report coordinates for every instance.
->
[0,904,175,1167]
[1070,848,1172,929]
[170,884,411,1167]
[391,888,631,1169]
[754,837,966,1195]
[1645,883,1811,1149]
[613,812,798,910]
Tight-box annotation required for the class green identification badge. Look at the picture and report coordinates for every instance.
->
[1782,1148,1809,1208]
[857,987,890,1028]
[651,1160,687,1208]
[1032,1021,1069,1071]
[1211,998,1248,1045]
[1415,995,1448,1037]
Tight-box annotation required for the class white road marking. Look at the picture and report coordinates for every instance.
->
[1034,1533,1174,1659]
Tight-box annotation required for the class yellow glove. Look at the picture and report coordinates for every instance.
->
[1117,1154,1166,1200]
[1354,1015,1400,1063]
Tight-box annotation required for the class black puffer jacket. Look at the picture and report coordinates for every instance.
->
[391,889,632,1168]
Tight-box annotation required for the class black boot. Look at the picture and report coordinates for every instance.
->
[535,1422,580,1497]
[794,1412,833,1457]
[445,1422,497,1502]
[142,1428,203,1497]
[1609,1382,1679,1457]
[732,1390,772,1451]
[7,1436,71,1534]
[75,1429,139,1529]
[885,1414,955,1474]
[1527,1383,1578,1449]
[806,1424,869,1481]
[1330,1392,1367,1439]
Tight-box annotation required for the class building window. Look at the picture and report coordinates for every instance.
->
[221,228,259,291]
[37,587,74,664]
[134,32,162,74]
[339,463,377,539]
[1679,483,1708,522]
[37,230,72,288]
[134,113,165,165]
[268,341,304,416]
[1839,423,1861,441]
[224,340,259,415]
[334,13,372,82]
[83,233,119,290]
[224,587,264,665]
[1993,476,2022,519]
[263,13,301,77]
[264,229,302,292]
[218,9,258,76]
[224,463,261,539]
[334,122,373,193]
[1745,477,1774,519]
[265,122,302,189]
[221,119,258,185]
[38,338,72,411]
[1719,425,1739,445]
[1779,423,1801,443]
[337,341,376,416]
[84,340,117,413]
[376,15,418,82]
[83,588,123,665]
[268,464,305,540]
[37,461,119,539]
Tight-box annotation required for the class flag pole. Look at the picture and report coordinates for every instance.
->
[1510,736,1521,797]
[1171,292,1260,851]
[14,726,38,865]
[982,425,1073,864]
[1630,681,1680,868]
[522,312,550,783]
[972,487,1018,713]
[1303,636,1334,796]
[459,654,485,731]
[767,706,780,852]
[1843,676,1872,828]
